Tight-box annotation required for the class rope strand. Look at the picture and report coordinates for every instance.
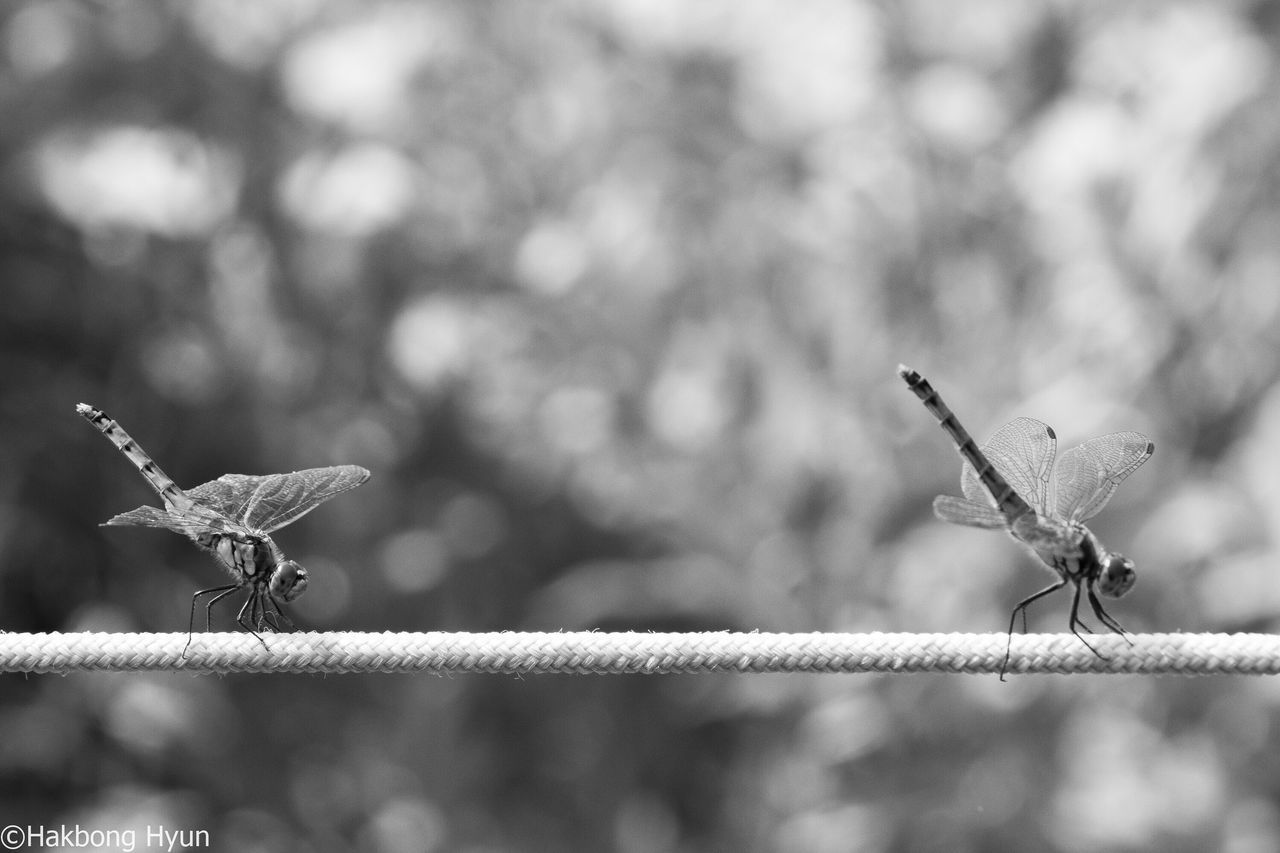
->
[1,632,1277,675]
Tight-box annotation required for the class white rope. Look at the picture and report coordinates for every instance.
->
[1,632,1278,675]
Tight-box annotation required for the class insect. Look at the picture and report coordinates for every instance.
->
[78,403,370,650]
[898,366,1154,678]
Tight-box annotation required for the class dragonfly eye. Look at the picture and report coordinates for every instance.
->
[269,561,309,602]
[1097,554,1136,598]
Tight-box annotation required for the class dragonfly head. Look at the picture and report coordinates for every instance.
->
[269,560,309,602]
[1096,553,1136,598]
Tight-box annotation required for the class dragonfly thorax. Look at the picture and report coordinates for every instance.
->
[1034,525,1136,599]
[197,530,310,602]
[198,531,272,580]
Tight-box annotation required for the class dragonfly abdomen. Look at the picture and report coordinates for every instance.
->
[898,366,1034,523]
[76,404,194,512]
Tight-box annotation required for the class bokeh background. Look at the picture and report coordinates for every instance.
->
[3,1,1280,850]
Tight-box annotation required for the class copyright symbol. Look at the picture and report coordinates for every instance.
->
[1,825,23,850]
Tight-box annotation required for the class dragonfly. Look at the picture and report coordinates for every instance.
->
[78,403,370,650]
[898,366,1154,678]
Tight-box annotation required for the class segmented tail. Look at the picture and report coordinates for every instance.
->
[77,404,194,512]
[897,366,1034,524]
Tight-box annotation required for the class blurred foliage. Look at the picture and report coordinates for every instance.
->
[2,0,1280,850]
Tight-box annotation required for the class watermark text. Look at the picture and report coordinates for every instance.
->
[2,824,210,852]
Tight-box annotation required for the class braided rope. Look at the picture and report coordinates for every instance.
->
[1,632,1278,675]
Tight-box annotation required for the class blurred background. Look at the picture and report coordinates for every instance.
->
[2,0,1280,850]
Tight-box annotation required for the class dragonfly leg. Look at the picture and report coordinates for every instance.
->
[1066,582,1098,637]
[1066,582,1108,662]
[1002,578,1067,680]
[234,592,270,650]
[184,584,241,658]
[1086,587,1133,644]
[247,589,261,631]
[251,590,267,632]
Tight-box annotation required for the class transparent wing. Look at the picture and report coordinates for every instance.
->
[245,465,371,532]
[1054,432,1154,523]
[183,474,262,522]
[186,465,371,533]
[103,504,231,535]
[959,417,1056,515]
[933,495,1008,529]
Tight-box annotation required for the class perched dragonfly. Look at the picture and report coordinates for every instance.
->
[898,366,1154,678]
[78,404,370,649]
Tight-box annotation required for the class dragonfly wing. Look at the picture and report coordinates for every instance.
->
[240,465,372,532]
[185,473,272,525]
[959,417,1056,515]
[933,495,1008,529]
[104,504,226,535]
[1055,431,1154,523]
